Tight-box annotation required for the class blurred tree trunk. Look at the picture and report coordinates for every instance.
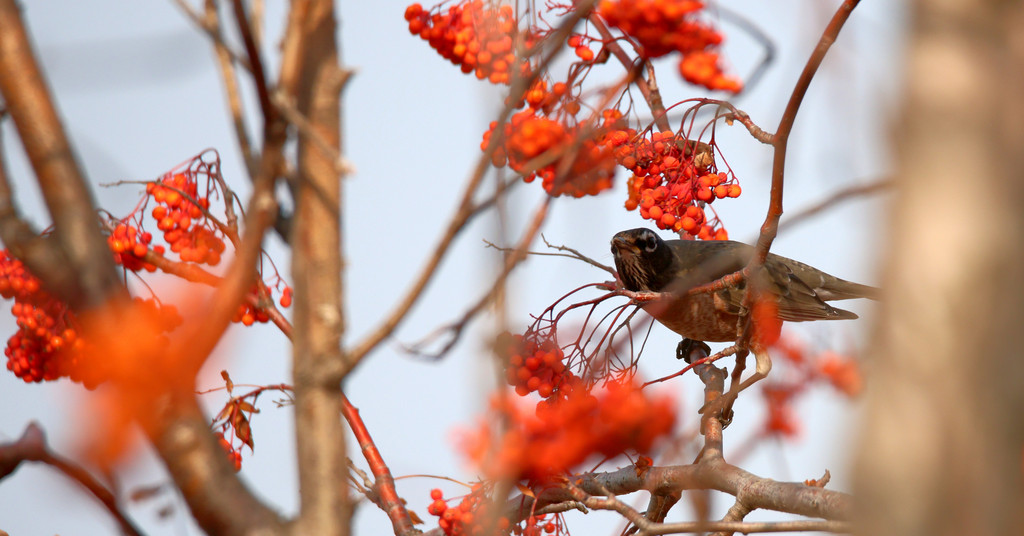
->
[854,0,1024,534]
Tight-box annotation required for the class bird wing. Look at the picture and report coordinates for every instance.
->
[719,257,858,321]
[664,239,860,322]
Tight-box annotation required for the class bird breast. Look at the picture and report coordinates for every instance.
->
[640,292,740,342]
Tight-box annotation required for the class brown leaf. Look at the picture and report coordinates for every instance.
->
[232,411,254,450]
[221,370,233,393]
[214,403,233,423]
[236,400,258,414]
[408,509,424,525]
[515,483,536,498]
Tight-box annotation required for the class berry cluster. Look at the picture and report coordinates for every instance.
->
[516,79,584,119]
[427,485,487,536]
[816,351,862,396]
[148,172,224,266]
[512,515,558,536]
[1,251,80,383]
[763,384,800,437]
[482,109,621,197]
[567,34,595,62]
[1,247,182,387]
[618,130,738,239]
[773,336,863,397]
[754,335,863,438]
[108,222,160,272]
[405,1,528,85]
[231,284,291,326]
[463,378,676,481]
[679,50,743,93]
[597,0,742,92]
[503,334,577,399]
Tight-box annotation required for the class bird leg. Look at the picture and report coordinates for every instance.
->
[699,349,773,430]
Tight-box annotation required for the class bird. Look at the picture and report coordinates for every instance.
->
[610,227,878,421]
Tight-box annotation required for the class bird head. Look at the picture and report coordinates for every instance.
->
[610,228,674,291]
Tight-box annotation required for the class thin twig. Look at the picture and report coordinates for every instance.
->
[271,90,355,176]
[404,198,552,357]
[0,423,143,536]
[739,0,862,363]
[482,234,615,275]
[205,0,258,177]
[231,0,274,129]
[779,179,891,232]
[341,395,418,536]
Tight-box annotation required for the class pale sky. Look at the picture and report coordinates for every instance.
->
[0,1,903,534]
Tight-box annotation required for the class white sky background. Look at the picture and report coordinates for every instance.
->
[0,0,904,534]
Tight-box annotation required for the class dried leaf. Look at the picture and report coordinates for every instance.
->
[408,509,424,525]
[236,400,258,414]
[232,411,254,450]
[214,403,233,423]
[221,370,233,393]
[515,483,536,498]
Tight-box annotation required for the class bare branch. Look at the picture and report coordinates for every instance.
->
[403,198,551,357]
[779,179,891,232]
[0,423,143,536]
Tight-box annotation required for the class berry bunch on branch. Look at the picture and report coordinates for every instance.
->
[1,150,292,387]
[409,0,747,238]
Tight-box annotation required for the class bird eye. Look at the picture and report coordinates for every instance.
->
[641,231,658,253]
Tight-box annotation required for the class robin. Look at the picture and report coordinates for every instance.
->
[610,228,877,421]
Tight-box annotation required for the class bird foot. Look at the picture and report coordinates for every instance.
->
[676,338,711,363]
[699,392,736,430]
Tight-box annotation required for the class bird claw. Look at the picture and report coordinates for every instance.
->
[676,338,711,362]
[699,393,736,430]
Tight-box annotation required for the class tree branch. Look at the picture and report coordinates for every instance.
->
[286,1,351,534]
[0,423,143,536]
[0,0,126,309]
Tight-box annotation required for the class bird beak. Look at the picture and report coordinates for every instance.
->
[611,235,637,255]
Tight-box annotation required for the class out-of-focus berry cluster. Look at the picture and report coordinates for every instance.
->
[1,249,181,387]
[597,0,742,92]
[405,1,530,85]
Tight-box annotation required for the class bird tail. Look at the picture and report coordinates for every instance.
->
[819,278,881,301]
